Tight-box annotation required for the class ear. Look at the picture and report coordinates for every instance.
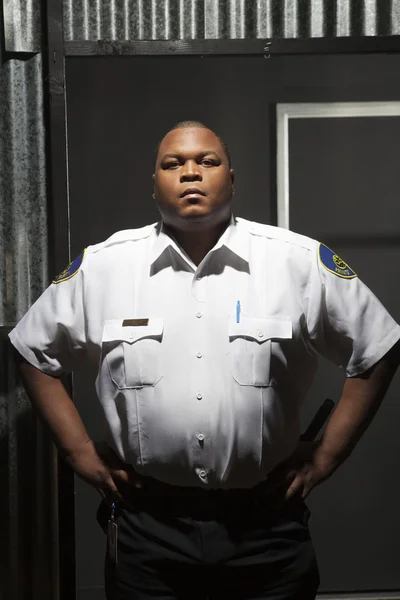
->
[230,169,235,184]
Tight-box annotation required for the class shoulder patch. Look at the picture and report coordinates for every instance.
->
[319,244,357,279]
[53,249,86,284]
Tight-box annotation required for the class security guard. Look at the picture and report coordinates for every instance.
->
[10,121,400,599]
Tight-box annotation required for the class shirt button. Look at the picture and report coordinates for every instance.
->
[197,277,202,281]
[197,352,203,358]
[129,334,134,340]
[258,331,264,338]
[199,469,206,477]
[196,393,203,400]
[196,312,202,318]
[197,433,204,441]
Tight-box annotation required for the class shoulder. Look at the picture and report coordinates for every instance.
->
[87,222,158,256]
[52,223,158,284]
[237,217,318,253]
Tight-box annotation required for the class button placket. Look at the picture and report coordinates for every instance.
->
[191,267,208,303]
[194,308,206,401]
[192,281,209,477]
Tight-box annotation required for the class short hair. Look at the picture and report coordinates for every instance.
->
[154,120,232,168]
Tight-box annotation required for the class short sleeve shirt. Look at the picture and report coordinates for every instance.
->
[9,216,400,489]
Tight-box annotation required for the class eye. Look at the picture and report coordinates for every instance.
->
[165,161,180,169]
[201,159,216,166]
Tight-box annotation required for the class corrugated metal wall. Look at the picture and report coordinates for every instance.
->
[1,1,400,599]
[63,0,400,43]
[3,0,41,53]
[0,56,48,327]
[0,54,55,600]
[3,0,400,51]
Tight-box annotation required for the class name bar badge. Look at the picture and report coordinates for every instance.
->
[122,318,149,327]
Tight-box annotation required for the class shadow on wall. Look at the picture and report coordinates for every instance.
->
[0,329,55,599]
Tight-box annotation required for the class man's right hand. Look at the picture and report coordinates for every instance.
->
[65,439,141,507]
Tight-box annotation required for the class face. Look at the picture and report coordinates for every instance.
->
[153,127,234,232]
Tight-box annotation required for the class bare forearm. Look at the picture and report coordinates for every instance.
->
[14,351,134,500]
[318,344,400,465]
[16,354,92,458]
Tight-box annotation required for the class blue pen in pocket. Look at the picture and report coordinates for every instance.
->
[236,300,241,323]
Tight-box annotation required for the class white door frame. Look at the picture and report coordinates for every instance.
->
[276,101,400,230]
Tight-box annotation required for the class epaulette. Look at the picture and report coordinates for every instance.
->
[249,221,316,252]
[90,223,157,254]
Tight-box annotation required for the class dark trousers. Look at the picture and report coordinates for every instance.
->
[98,482,320,600]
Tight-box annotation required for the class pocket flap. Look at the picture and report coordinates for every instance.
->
[229,316,292,342]
[102,318,164,344]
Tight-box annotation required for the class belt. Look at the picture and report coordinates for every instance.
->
[98,476,308,526]
[132,474,272,500]
[117,474,302,518]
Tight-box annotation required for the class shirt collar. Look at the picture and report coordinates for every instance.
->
[149,214,250,273]
[211,215,250,263]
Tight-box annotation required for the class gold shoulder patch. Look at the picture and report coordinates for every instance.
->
[319,244,357,279]
[53,249,86,284]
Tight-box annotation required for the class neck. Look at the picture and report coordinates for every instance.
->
[166,218,231,266]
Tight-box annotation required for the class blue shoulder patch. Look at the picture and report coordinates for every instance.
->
[53,249,86,284]
[319,244,357,279]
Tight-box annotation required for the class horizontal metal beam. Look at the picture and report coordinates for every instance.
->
[65,38,269,56]
[317,594,400,599]
[64,36,400,58]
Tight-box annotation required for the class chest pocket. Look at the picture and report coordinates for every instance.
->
[228,316,292,387]
[101,319,164,389]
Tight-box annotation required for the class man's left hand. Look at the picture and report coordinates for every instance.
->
[267,441,339,502]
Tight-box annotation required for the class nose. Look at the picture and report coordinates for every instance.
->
[180,160,202,182]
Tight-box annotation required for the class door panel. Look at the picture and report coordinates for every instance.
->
[288,114,400,590]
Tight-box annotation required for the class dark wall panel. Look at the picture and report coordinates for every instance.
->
[289,116,400,591]
[66,55,275,254]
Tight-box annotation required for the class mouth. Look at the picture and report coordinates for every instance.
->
[180,188,206,198]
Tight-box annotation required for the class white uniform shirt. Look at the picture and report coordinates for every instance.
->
[9,216,400,489]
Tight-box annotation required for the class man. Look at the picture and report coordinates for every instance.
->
[10,121,400,599]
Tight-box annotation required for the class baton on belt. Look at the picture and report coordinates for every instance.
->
[300,398,335,442]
